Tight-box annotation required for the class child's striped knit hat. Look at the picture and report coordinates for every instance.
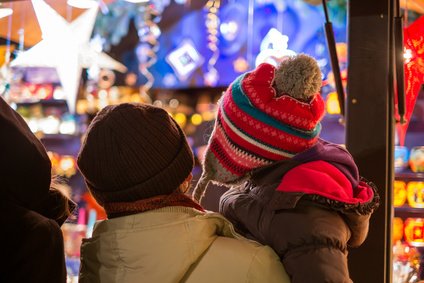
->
[193,54,325,202]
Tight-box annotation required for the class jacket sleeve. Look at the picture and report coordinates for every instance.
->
[219,187,268,244]
[282,244,351,283]
[343,213,371,247]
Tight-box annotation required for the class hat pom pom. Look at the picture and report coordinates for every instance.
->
[274,54,322,101]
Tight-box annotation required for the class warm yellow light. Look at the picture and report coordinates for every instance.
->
[404,48,413,62]
[233,57,249,73]
[191,114,203,126]
[59,156,77,177]
[394,180,407,207]
[174,113,187,127]
[326,92,341,115]
[393,217,404,243]
[407,181,424,208]
[202,110,216,121]
[60,156,75,171]
[47,151,61,171]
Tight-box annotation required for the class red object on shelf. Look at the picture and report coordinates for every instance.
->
[396,16,424,146]
[405,218,424,247]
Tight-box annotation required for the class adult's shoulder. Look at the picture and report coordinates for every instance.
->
[196,235,290,283]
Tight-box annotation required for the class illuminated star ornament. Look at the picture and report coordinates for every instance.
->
[11,0,127,113]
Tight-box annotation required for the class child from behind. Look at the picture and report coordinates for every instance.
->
[193,54,379,283]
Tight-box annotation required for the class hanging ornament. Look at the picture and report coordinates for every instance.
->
[396,16,424,146]
[204,0,221,87]
[94,0,175,50]
[11,0,126,113]
[135,3,165,96]
[166,39,204,82]
[255,28,296,67]
[219,3,247,56]
[98,69,116,89]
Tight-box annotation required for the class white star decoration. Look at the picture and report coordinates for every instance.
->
[11,0,127,113]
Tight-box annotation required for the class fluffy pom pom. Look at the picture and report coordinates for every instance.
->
[274,54,322,101]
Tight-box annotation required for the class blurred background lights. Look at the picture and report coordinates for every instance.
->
[27,118,39,133]
[39,116,61,134]
[124,0,150,3]
[59,120,77,135]
[191,113,203,126]
[326,92,341,115]
[173,112,187,127]
[404,48,413,62]
[169,98,179,108]
[220,21,239,41]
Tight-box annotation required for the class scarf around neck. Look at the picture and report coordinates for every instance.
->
[104,191,205,218]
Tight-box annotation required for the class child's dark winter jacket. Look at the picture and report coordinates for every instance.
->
[220,139,379,283]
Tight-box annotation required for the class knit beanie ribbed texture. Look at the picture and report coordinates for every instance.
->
[77,103,194,205]
[193,60,325,202]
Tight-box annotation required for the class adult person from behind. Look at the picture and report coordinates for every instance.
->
[77,103,289,283]
[0,97,75,283]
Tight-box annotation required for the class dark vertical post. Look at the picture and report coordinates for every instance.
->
[322,0,345,116]
[346,0,393,282]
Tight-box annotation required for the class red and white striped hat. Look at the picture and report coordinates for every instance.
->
[193,55,325,202]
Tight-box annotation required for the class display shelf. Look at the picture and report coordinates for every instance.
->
[394,169,424,218]
[396,171,424,180]
[395,206,424,218]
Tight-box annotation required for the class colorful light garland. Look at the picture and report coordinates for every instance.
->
[135,2,164,96]
[204,0,220,87]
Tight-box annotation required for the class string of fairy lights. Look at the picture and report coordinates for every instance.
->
[204,0,220,87]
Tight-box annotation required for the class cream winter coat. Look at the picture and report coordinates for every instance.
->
[79,206,289,283]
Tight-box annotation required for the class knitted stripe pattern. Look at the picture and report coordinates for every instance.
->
[192,63,325,202]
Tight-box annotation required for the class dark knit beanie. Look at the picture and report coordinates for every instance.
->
[0,96,51,208]
[77,103,194,205]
